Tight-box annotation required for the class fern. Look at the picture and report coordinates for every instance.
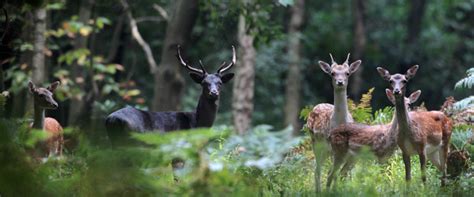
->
[299,105,314,121]
[455,67,474,89]
[349,88,374,124]
[453,96,474,111]
[373,106,394,125]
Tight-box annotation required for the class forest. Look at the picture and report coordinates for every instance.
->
[0,0,473,196]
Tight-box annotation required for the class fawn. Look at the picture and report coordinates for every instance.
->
[28,81,64,158]
[378,65,452,185]
[327,90,421,188]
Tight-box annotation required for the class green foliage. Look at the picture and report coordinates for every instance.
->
[455,67,474,89]
[299,105,313,121]
[209,125,301,170]
[349,88,374,124]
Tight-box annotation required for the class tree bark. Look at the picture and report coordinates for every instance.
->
[406,0,426,44]
[284,0,304,135]
[232,14,256,135]
[349,0,366,99]
[152,0,199,111]
[31,8,47,85]
[68,0,94,125]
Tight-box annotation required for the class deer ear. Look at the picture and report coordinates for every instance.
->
[318,61,332,74]
[377,67,391,81]
[189,73,204,83]
[349,60,361,74]
[28,81,36,94]
[406,65,419,80]
[408,90,421,104]
[47,81,61,92]
[385,88,395,104]
[221,73,234,84]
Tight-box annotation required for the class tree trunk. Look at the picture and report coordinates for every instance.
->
[349,0,366,99]
[232,15,256,135]
[152,0,199,111]
[68,0,94,126]
[406,0,426,44]
[31,8,46,85]
[284,0,304,135]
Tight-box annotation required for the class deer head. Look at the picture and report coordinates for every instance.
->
[318,53,361,90]
[177,45,235,100]
[386,89,421,109]
[377,65,419,96]
[28,81,60,109]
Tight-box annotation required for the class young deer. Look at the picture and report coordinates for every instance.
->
[305,54,361,191]
[327,90,421,188]
[28,81,64,158]
[377,65,452,185]
[106,46,235,144]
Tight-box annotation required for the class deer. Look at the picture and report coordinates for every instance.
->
[28,81,64,158]
[377,65,452,185]
[305,54,361,192]
[105,45,236,144]
[326,90,421,188]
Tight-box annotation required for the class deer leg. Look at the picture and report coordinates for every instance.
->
[312,136,329,193]
[439,144,449,186]
[419,152,427,183]
[402,152,411,181]
[326,152,346,189]
[339,155,355,178]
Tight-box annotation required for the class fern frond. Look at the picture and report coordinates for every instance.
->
[455,67,474,89]
[358,87,374,109]
[299,105,314,121]
[453,96,474,111]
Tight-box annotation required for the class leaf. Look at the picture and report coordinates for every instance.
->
[278,0,294,6]
[79,26,92,36]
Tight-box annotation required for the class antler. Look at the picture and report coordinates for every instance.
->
[344,53,350,64]
[217,45,236,74]
[176,45,205,74]
[329,53,336,65]
[198,60,208,74]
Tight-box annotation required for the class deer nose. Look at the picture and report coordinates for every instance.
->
[336,81,344,86]
[209,90,219,98]
[393,89,401,95]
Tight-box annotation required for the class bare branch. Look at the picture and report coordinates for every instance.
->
[121,0,158,73]
[136,16,165,23]
[153,4,169,21]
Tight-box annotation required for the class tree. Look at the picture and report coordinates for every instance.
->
[349,0,366,99]
[232,7,256,135]
[31,8,47,85]
[284,0,305,135]
[406,0,426,44]
[152,0,199,111]
[68,0,95,125]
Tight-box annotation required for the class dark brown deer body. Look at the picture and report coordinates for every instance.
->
[326,93,421,188]
[105,46,236,144]
[378,65,452,185]
[28,81,64,158]
[305,54,361,192]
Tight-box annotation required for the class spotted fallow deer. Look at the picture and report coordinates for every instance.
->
[326,90,421,188]
[105,46,236,145]
[305,54,361,191]
[377,65,452,185]
[28,81,64,158]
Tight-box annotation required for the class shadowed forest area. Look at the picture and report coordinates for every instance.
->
[0,0,473,196]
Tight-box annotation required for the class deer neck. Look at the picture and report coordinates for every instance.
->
[393,96,411,135]
[33,102,45,129]
[195,93,218,128]
[332,87,350,126]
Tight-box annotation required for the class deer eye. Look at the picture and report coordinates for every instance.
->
[402,80,407,83]
[331,72,335,76]
[389,80,394,84]
[346,72,350,76]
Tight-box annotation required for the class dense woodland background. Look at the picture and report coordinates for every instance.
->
[0,0,473,196]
